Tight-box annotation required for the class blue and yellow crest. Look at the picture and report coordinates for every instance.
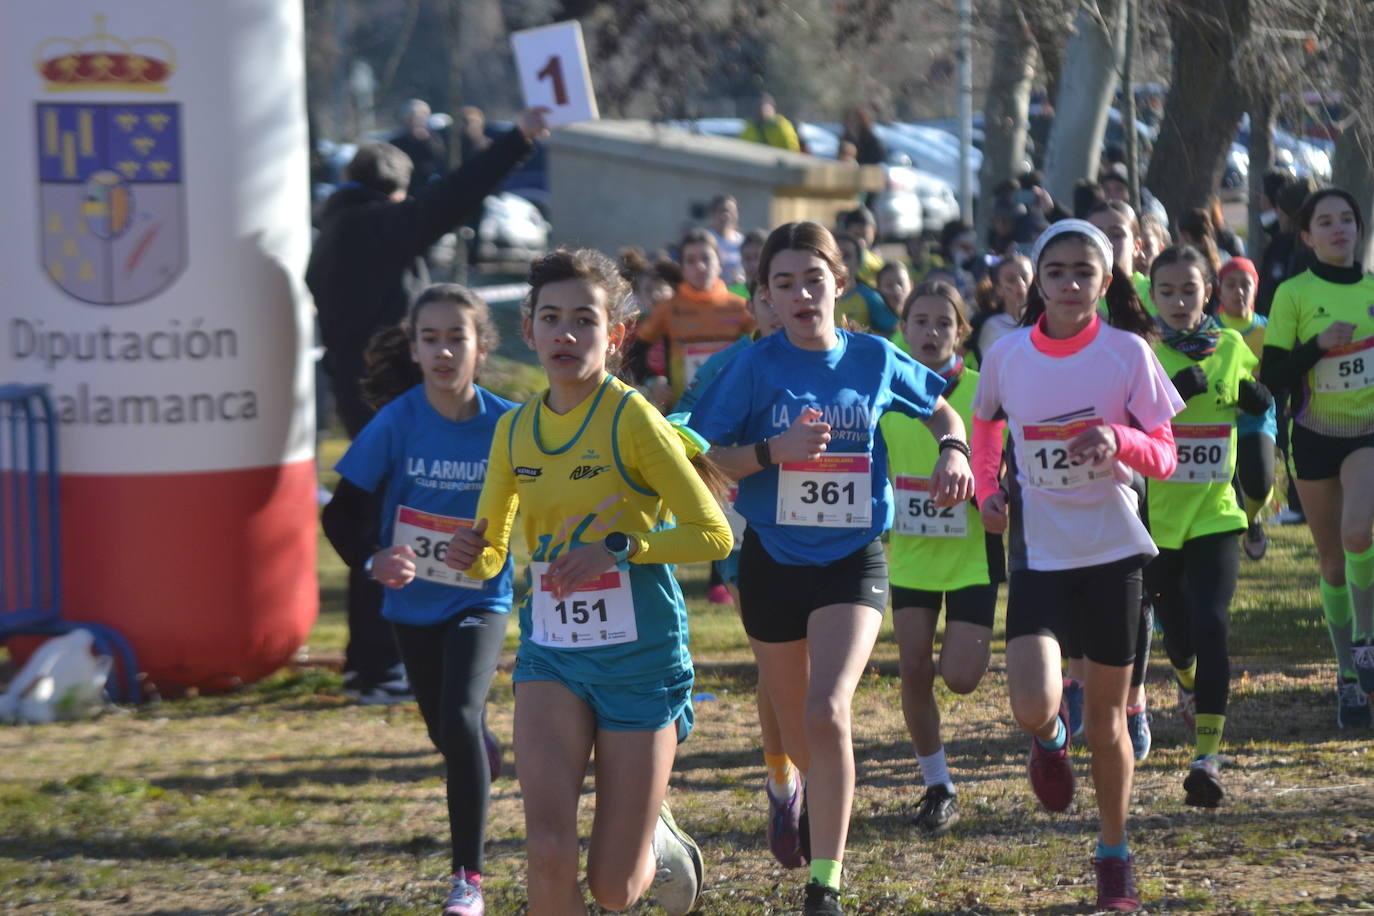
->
[36,102,185,306]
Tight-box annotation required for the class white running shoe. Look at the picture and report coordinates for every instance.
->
[651,801,703,915]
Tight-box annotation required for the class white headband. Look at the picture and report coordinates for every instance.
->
[1031,218,1114,273]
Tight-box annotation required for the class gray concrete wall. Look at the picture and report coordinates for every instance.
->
[544,120,883,254]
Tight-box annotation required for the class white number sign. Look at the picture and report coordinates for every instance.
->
[511,21,599,127]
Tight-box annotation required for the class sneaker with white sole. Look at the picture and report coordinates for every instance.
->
[443,868,483,916]
[651,801,702,915]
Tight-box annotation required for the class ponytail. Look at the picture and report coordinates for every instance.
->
[1102,263,1156,341]
[360,325,422,411]
[690,452,733,503]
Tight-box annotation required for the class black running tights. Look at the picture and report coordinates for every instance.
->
[1144,531,1240,717]
[394,609,508,873]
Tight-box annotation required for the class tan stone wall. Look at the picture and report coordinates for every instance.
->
[545,120,882,254]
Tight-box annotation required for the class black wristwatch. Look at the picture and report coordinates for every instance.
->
[603,532,633,564]
[755,438,773,467]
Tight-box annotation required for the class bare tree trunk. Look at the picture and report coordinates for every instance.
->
[1143,0,1250,224]
[1246,97,1276,260]
[976,0,1035,242]
[1043,0,1127,207]
[1023,0,1073,108]
[1331,6,1374,268]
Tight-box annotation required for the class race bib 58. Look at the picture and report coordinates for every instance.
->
[1314,336,1374,393]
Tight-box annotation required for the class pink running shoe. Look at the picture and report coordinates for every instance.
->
[1027,707,1074,812]
[1093,855,1140,912]
[707,584,732,605]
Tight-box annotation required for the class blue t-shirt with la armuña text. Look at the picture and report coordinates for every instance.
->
[335,384,516,625]
[687,329,946,565]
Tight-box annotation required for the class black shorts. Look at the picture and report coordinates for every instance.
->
[738,527,888,643]
[1005,554,1146,667]
[891,583,997,628]
[1291,422,1374,480]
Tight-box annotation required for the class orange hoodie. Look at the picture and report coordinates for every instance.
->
[637,279,754,399]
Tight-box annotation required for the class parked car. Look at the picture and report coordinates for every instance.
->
[471,191,550,264]
[1235,114,1332,183]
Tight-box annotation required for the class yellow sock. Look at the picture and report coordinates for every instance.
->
[1195,714,1225,758]
[1243,494,1268,525]
[1174,660,1197,691]
[764,752,795,790]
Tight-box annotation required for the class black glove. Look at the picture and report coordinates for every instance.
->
[1237,378,1274,416]
[1169,364,1209,401]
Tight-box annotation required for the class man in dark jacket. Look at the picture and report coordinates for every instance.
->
[307,108,546,701]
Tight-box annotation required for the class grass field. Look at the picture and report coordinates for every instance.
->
[3,428,1373,913]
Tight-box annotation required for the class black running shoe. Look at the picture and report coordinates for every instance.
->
[803,881,844,915]
[1183,755,1224,808]
[912,783,959,837]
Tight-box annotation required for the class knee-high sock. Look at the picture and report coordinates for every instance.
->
[1345,544,1374,642]
[1320,579,1356,680]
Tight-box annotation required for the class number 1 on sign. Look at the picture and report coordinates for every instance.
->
[536,56,568,105]
[511,20,598,126]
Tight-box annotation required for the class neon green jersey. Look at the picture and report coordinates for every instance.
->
[1267,268,1374,437]
[880,368,989,591]
[1148,330,1253,549]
